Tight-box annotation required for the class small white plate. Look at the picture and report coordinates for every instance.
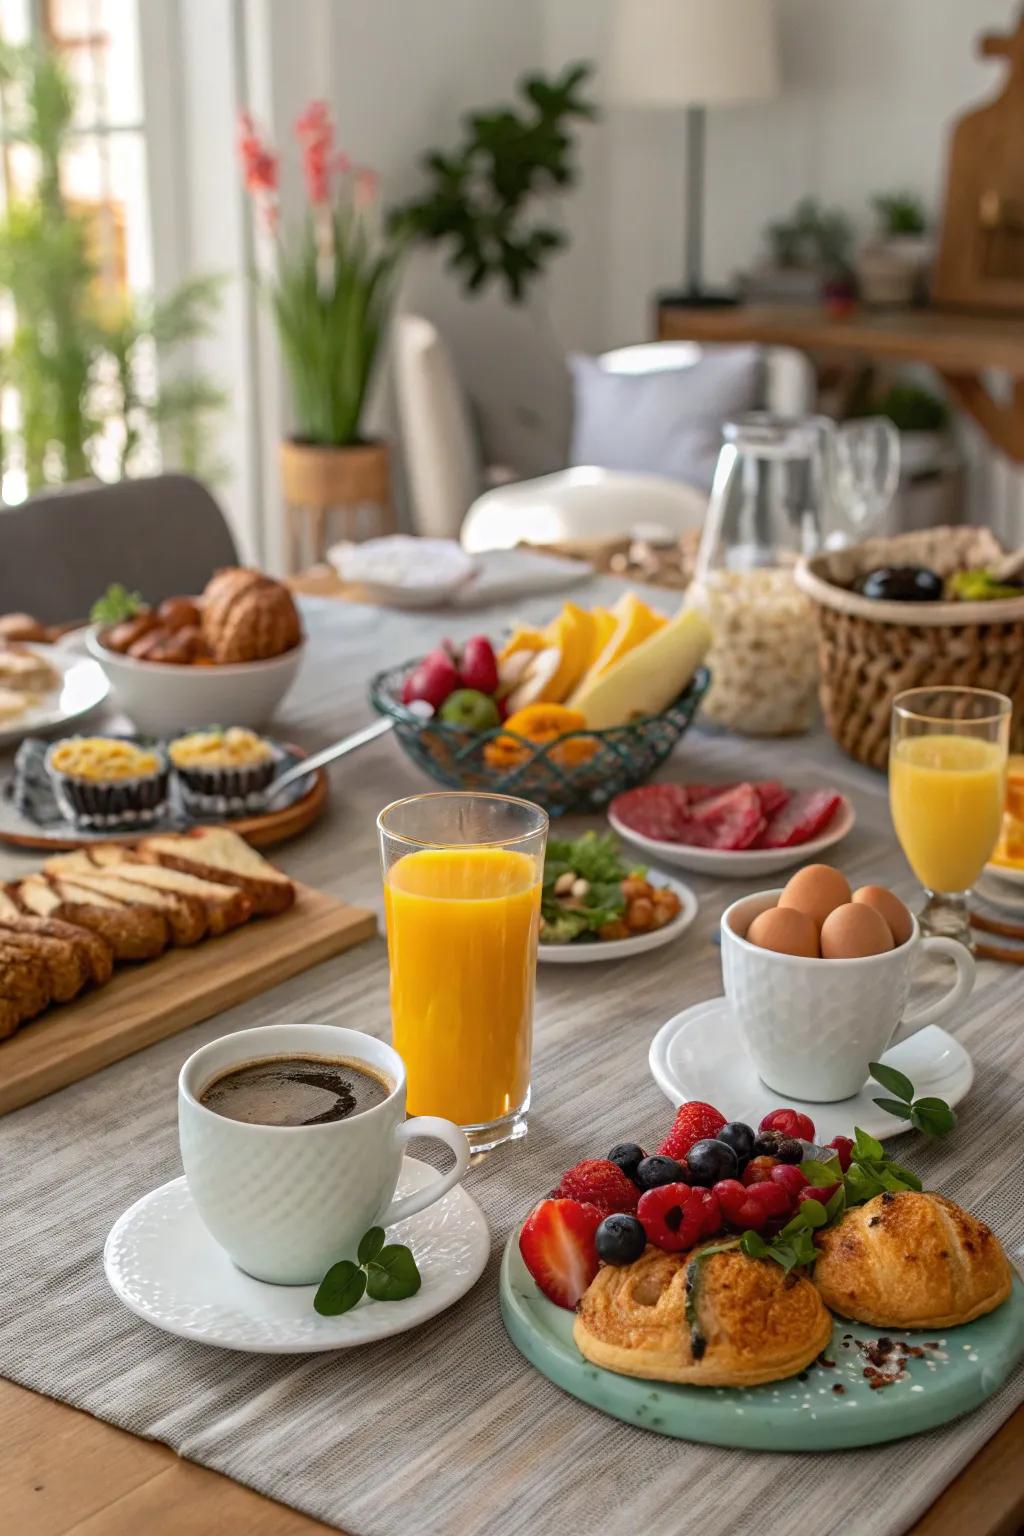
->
[976,869,1024,912]
[648,996,973,1142]
[984,860,1024,889]
[608,795,855,878]
[327,536,477,608]
[0,644,109,750]
[538,872,697,964]
[104,1157,490,1353]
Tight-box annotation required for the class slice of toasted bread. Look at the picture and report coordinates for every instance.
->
[0,941,51,1033]
[0,901,113,986]
[139,829,295,915]
[58,851,252,932]
[49,869,208,946]
[0,921,89,1002]
[17,875,169,962]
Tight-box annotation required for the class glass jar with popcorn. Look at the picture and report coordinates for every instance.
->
[689,413,898,736]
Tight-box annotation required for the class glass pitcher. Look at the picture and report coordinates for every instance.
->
[689,412,899,736]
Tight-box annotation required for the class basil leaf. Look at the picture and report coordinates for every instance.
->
[799,1198,828,1228]
[825,1184,847,1223]
[800,1157,842,1185]
[314,1259,367,1316]
[357,1227,386,1266]
[886,1161,922,1191]
[365,1244,422,1302]
[853,1126,885,1161]
[911,1098,956,1137]
[868,1061,915,1103]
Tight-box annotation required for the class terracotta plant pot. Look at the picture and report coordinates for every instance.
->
[279,439,392,569]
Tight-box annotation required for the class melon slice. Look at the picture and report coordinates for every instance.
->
[577,592,667,688]
[541,602,595,702]
[570,607,711,729]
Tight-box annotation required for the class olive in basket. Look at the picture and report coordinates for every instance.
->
[853,565,944,602]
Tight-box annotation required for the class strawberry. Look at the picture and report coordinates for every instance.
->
[459,634,499,695]
[659,1101,726,1162]
[552,1158,639,1213]
[518,1198,603,1309]
[759,1108,816,1142]
[827,1134,854,1172]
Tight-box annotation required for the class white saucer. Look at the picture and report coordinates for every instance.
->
[984,860,1024,890]
[608,796,854,878]
[104,1157,490,1352]
[976,869,1024,912]
[538,872,697,964]
[648,997,973,1142]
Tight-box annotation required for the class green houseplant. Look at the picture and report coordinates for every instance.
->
[238,101,401,555]
[0,43,225,497]
[390,63,596,303]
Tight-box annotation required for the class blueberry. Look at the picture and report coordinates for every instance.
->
[716,1121,755,1166]
[607,1142,647,1184]
[775,1138,804,1164]
[635,1155,686,1191]
[752,1131,783,1158]
[684,1138,739,1187]
[595,1213,647,1266]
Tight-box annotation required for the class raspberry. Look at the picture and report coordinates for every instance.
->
[770,1163,809,1200]
[698,1188,722,1238]
[741,1155,778,1187]
[637,1182,705,1252]
[552,1159,640,1213]
[713,1177,790,1232]
[659,1101,727,1162]
[759,1108,816,1141]
[827,1135,854,1172]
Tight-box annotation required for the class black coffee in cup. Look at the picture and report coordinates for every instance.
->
[199,1054,391,1127]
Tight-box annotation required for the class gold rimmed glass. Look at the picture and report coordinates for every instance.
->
[889,687,1011,948]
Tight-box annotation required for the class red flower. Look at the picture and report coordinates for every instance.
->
[353,167,378,209]
[237,110,278,196]
[295,99,334,205]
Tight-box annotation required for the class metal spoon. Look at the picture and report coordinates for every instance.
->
[262,701,431,805]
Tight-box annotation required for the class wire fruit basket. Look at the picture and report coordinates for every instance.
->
[369,662,710,817]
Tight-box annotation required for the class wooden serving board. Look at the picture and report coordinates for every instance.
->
[0,882,376,1116]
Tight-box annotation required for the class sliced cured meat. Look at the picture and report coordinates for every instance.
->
[752,780,789,818]
[754,790,843,849]
[683,783,731,805]
[679,782,765,850]
[611,783,691,841]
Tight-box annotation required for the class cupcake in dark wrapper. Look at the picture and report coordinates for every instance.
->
[45,736,169,829]
[168,727,278,815]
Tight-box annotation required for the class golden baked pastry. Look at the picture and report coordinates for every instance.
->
[49,737,161,782]
[0,612,50,643]
[169,727,272,770]
[0,686,27,723]
[201,567,302,663]
[0,644,59,694]
[813,1191,1013,1329]
[573,1244,833,1387]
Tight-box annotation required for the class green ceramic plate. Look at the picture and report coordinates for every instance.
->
[500,1234,1024,1450]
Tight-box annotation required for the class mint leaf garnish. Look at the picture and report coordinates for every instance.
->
[366,1244,422,1302]
[910,1098,956,1137]
[868,1061,915,1103]
[314,1259,367,1316]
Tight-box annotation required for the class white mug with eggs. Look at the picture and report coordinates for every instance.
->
[720,866,975,1102]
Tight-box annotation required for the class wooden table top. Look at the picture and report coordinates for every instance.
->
[657,302,1024,374]
[2,583,1022,1535]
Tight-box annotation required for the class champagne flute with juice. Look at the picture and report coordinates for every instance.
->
[889,687,1011,947]
[379,792,547,1152]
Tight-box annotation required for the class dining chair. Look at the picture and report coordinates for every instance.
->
[0,474,239,623]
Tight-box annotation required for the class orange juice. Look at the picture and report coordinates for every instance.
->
[384,846,541,1124]
[890,734,1006,892]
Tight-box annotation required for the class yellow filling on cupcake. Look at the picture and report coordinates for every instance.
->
[51,737,160,781]
[169,727,272,771]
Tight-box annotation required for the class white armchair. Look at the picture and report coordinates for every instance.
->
[392,316,815,549]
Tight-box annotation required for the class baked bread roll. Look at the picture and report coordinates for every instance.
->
[573,1243,832,1387]
[201,568,301,663]
[813,1191,1012,1329]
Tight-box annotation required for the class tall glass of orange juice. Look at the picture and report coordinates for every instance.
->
[379,792,547,1152]
[889,687,1011,947]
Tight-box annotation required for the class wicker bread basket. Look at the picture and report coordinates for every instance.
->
[794,527,1024,770]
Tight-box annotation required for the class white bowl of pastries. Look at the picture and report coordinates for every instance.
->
[86,568,305,735]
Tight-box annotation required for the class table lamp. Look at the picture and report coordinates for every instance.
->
[607,0,780,307]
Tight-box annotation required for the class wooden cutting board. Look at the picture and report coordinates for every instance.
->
[0,882,377,1116]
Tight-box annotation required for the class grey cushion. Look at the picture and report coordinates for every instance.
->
[569,346,763,491]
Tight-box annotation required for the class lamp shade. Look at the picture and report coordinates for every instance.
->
[607,0,780,109]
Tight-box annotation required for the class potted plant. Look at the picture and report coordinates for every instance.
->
[856,191,931,308]
[740,197,854,303]
[238,102,401,551]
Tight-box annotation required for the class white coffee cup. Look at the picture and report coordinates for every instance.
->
[179,1023,471,1285]
[721,890,975,1102]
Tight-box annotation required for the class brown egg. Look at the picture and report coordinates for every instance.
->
[852,885,913,946]
[746,906,819,959]
[820,902,894,959]
[778,864,852,932]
